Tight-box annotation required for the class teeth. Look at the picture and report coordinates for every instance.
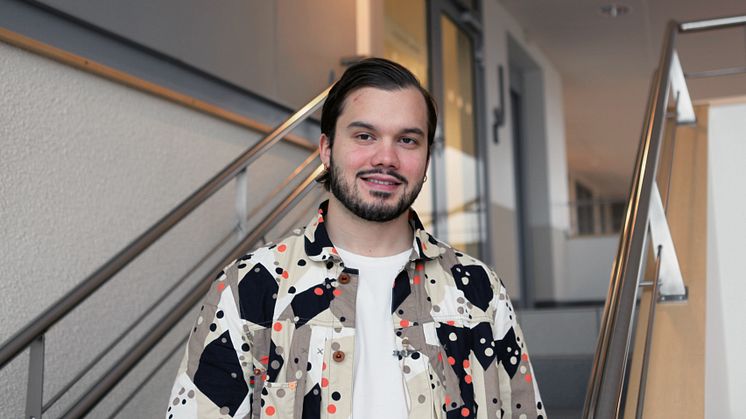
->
[368,178,395,185]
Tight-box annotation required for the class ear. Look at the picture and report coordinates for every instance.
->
[319,134,331,167]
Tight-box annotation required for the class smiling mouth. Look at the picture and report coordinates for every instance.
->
[357,169,407,187]
[360,177,402,186]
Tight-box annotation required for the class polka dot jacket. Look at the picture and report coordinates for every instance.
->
[167,201,546,419]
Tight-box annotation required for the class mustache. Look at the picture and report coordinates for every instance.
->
[356,168,408,184]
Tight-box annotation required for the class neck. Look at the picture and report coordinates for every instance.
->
[324,197,413,257]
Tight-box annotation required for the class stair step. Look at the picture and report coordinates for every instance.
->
[532,355,593,412]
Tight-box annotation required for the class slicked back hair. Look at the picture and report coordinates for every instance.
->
[317,58,437,190]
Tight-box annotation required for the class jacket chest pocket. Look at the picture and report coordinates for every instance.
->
[395,322,458,419]
[308,322,355,419]
[250,319,356,419]
[399,352,439,419]
[249,321,310,419]
[260,381,298,419]
[397,320,494,419]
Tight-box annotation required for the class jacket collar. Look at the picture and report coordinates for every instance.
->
[303,200,441,263]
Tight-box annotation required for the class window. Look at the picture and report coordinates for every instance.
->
[576,182,595,235]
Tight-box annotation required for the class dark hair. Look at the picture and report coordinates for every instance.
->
[318,57,437,189]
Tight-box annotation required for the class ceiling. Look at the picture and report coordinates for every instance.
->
[497,0,746,197]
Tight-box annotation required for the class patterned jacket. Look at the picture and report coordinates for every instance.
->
[167,201,546,419]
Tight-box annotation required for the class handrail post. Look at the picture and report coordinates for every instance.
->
[25,334,45,419]
[235,168,249,242]
[635,245,663,418]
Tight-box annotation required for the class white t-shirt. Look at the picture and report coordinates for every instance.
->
[336,247,411,419]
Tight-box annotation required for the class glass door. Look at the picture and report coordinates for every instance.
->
[383,0,487,259]
[383,0,434,230]
[428,0,486,258]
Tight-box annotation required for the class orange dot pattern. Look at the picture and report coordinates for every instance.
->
[167,201,545,419]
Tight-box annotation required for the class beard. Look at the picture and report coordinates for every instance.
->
[328,156,425,223]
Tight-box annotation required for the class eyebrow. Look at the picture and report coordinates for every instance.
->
[346,121,426,137]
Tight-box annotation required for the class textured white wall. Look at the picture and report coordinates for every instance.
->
[706,100,746,419]
[0,41,315,417]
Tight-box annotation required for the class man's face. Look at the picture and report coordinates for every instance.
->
[320,86,430,222]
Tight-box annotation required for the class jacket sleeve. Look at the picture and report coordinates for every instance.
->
[490,271,547,418]
[166,260,254,418]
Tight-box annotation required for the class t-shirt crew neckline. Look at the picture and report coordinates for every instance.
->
[335,247,412,268]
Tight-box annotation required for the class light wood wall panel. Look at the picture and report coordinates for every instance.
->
[623,105,708,418]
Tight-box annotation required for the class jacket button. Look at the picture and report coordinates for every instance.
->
[338,274,350,284]
[333,350,345,362]
[253,368,262,375]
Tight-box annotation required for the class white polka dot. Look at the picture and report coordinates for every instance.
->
[485,348,494,357]
[507,346,512,352]
[449,332,458,341]
[519,414,527,419]
[510,356,517,365]
[515,349,519,355]
[480,338,486,344]
[461,277,469,285]
[520,365,527,374]
[197,317,203,325]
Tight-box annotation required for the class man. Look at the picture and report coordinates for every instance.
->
[167,58,545,419]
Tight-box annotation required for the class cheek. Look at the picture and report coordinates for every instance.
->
[335,149,370,170]
[401,155,428,177]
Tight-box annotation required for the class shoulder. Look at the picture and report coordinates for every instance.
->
[208,229,314,327]
[426,236,506,312]
[220,228,308,282]
[429,235,504,287]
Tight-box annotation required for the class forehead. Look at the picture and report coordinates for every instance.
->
[337,87,428,131]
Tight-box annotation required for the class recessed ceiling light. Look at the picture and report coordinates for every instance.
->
[599,4,630,18]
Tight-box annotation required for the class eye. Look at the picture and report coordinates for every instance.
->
[356,133,373,141]
[400,137,418,145]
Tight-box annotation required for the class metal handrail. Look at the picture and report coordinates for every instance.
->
[583,14,746,419]
[43,151,321,414]
[244,149,321,223]
[60,164,324,418]
[0,86,330,370]
[105,334,189,419]
[679,15,746,32]
[42,224,239,412]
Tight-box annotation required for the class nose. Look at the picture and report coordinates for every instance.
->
[370,140,400,168]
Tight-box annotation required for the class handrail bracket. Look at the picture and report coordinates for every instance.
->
[648,183,686,297]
